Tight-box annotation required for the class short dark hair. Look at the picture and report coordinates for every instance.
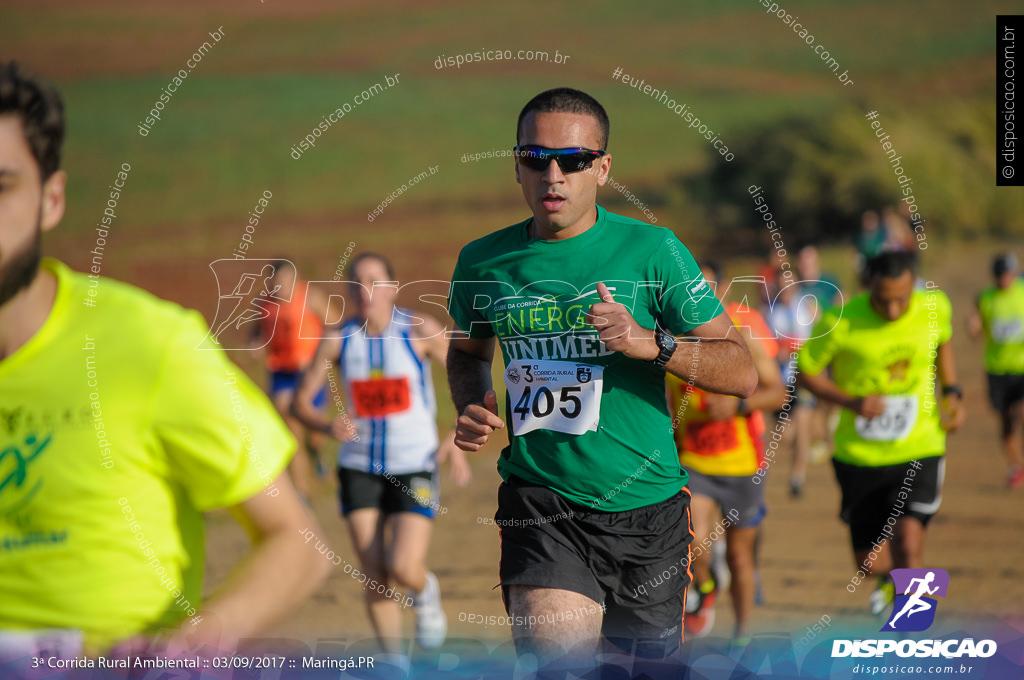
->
[269,258,293,277]
[993,253,1017,278]
[516,87,610,150]
[865,251,917,282]
[697,259,723,282]
[349,252,395,281]
[0,61,65,181]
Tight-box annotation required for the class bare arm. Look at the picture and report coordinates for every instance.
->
[177,474,330,651]
[937,341,959,389]
[447,334,496,414]
[416,313,450,367]
[742,328,786,412]
[672,313,758,398]
[967,296,983,340]
[699,325,785,420]
[586,283,756,398]
[796,370,885,419]
[292,334,342,434]
[447,334,504,452]
[796,370,855,411]
[415,315,472,483]
[936,341,965,432]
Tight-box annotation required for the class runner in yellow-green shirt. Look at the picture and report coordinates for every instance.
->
[969,253,1024,488]
[796,251,965,616]
[0,62,328,663]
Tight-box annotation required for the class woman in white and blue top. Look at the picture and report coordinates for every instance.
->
[293,253,468,656]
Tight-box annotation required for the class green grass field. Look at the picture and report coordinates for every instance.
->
[0,0,1003,244]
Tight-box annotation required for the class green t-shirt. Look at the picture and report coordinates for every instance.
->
[797,288,952,467]
[447,206,724,511]
[0,259,293,653]
[977,278,1024,375]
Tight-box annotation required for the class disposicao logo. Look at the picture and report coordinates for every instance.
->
[832,568,998,659]
[883,568,948,632]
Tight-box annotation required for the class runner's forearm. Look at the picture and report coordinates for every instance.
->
[290,396,332,434]
[796,371,858,411]
[745,382,786,413]
[936,342,958,388]
[664,339,757,398]
[447,346,494,413]
[193,481,330,648]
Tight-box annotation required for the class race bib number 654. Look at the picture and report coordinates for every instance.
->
[503,359,604,436]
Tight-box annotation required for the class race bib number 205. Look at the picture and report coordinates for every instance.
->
[503,359,604,436]
[991,318,1024,344]
[854,395,918,441]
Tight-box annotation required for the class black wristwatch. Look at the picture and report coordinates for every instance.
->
[941,384,963,399]
[649,329,678,369]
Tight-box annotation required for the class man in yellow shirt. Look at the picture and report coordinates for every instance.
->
[0,61,329,662]
[969,253,1024,488]
[797,251,965,615]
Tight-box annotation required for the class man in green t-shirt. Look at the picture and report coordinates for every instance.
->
[969,253,1024,488]
[797,251,965,616]
[0,62,329,662]
[446,87,757,665]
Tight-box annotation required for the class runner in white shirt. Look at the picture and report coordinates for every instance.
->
[293,253,469,656]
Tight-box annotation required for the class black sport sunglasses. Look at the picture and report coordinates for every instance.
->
[513,145,606,174]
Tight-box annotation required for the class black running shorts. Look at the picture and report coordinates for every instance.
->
[337,467,440,518]
[832,456,944,551]
[496,475,694,655]
[987,372,1024,411]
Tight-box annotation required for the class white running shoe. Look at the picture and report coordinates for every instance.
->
[413,572,447,649]
[869,577,895,616]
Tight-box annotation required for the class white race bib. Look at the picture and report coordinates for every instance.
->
[854,395,918,441]
[991,318,1024,344]
[503,359,603,436]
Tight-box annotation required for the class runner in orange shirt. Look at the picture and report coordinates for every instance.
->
[668,261,786,642]
[251,260,331,498]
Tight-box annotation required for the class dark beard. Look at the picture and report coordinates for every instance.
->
[0,223,43,307]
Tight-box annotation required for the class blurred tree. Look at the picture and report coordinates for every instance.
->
[679,100,1024,254]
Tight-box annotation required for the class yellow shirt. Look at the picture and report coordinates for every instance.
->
[977,278,1024,374]
[668,304,769,476]
[797,289,951,467]
[0,259,293,652]
[668,384,765,476]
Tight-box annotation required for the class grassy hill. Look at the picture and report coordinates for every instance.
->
[0,0,1007,251]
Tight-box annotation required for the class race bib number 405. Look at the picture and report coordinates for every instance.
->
[854,395,918,441]
[503,360,604,436]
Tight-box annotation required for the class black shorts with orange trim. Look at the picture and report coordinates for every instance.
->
[496,475,694,656]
